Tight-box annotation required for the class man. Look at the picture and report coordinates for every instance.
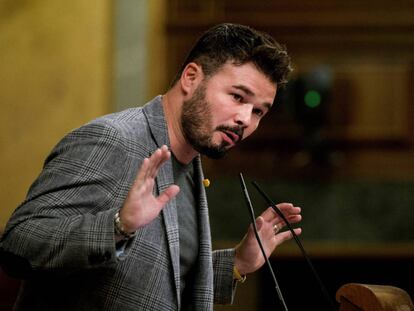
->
[0,23,302,310]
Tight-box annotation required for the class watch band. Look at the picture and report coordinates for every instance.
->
[233,266,247,283]
[114,211,137,240]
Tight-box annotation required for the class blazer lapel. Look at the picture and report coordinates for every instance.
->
[143,96,181,307]
[192,156,214,309]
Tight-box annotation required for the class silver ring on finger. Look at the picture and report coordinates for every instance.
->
[273,224,280,235]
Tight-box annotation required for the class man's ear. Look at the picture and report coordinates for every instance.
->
[180,62,204,96]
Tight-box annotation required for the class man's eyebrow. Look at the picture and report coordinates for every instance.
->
[232,84,255,96]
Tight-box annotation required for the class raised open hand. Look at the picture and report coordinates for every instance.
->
[118,145,180,233]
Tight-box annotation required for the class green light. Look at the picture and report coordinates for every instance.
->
[304,90,321,108]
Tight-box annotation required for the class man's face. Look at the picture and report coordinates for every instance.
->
[181,61,276,159]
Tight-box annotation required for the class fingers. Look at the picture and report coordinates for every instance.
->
[274,228,302,245]
[133,158,150,187]
[275,203,301,217]
[145,145,170,179]
[255,216,264,232]
[261,203,301,223]
[133,145,171,188]
[285,214,302,224]
[256,203,302,239]
[273,214,302,228]
[271,216,302,236]
[144,150,161,180]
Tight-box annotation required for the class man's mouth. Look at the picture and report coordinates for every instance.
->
[221,129,241,145]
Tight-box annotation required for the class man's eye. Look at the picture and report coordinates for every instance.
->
[253,108,264,117]
[232,94,243,102]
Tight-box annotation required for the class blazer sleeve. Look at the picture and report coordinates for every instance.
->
[212,248,238,304]
[0,121,138,278]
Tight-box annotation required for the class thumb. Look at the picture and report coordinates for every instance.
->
[157,185,180,207]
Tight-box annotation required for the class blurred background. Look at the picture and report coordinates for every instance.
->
[1,0,413,310]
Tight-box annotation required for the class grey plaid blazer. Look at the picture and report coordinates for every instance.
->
[0,96,236,310]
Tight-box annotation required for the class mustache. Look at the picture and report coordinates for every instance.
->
[216,125,244,140]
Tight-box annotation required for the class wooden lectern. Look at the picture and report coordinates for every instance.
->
[336,283,414,311]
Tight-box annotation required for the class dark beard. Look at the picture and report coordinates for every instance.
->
[181,84,243,159]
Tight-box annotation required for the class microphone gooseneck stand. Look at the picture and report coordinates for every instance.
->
[239,173,289,311]
[251,180,338,311]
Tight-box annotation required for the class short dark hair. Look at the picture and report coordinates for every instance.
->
[171,23,292,88]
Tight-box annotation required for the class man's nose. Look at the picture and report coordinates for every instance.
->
[235,104,253,127]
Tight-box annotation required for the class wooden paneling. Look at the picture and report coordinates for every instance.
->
[0,1,113,228]
[165,0,414,179]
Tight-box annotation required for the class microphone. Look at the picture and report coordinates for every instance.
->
[238,173,289,311]
[251,180,338,311]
